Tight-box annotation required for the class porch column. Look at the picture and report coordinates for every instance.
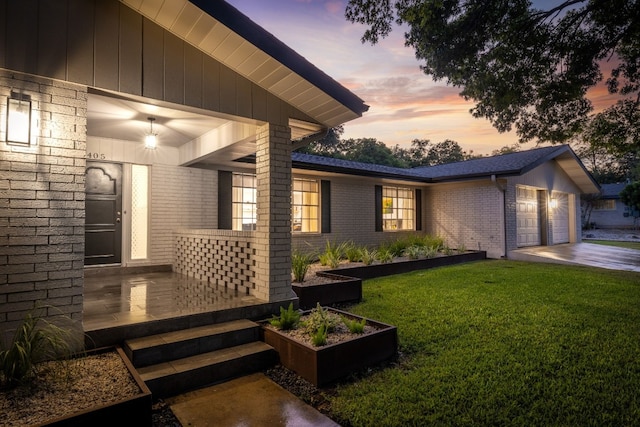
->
[253,123,292,301]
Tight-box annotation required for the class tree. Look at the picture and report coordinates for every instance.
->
[345,0,640,146]
[620,181,640,212]
[296,125,345,156]
[573,139,630,183]
[491,144,520,156]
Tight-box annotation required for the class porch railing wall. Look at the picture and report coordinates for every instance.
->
[174,230,255,296]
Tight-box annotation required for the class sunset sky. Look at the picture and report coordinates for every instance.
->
[226,0,620,156]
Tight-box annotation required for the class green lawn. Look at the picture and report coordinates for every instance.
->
[329,260,640,426]
[586,239,640,250]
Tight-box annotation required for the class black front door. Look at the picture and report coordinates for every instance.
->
[85,162,122,265]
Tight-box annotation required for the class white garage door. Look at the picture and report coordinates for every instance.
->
[516,186,540,247]
[552,193,570,244]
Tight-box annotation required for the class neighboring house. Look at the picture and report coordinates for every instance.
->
[589,183,638,229]
[0,1,598,339]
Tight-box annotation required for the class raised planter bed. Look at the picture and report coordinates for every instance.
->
[261,307,397,387]
[323,250,487,280]
[292,273,362,309]
[41,346,152,427]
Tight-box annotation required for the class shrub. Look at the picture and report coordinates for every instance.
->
[292,250,314,282]
[269,303,300,331]
[0,308,81,388]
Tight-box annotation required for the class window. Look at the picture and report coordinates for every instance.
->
[382,186,414,231]
[232,173,257,231]
[292,178,319,233]
[594,200,616,211]
[131,164,149,259]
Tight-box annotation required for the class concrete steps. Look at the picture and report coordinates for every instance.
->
[123,319,276,398]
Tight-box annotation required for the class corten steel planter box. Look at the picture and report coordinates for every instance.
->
[324,251,487,280]
[41,346,152,427]
[261,308,398,387]
[292,273,362,309]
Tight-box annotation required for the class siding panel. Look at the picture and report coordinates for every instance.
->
[142,17,164,100]
[37,1,67,80]
[184,43,203,108]
[164,33,184,104]
[6,0,38,74]
[67,0,95,85]
[119,5,142,96]
[94,0,119,91]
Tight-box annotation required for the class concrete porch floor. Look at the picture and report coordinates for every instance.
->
[509,242,640,272]
[82,270,264,332]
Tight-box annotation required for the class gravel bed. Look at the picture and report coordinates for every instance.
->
[0,351,142,426]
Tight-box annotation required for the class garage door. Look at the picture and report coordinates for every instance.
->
[552,193,570,244]
[516,186,540,247]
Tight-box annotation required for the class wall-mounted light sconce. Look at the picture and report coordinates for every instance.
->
[549,198,558,209]
[6,92,32,145]
[145,117,157,149]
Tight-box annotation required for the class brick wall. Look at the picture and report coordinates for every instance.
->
[253,123,292,302]
[425,181,506,258]
[174,230,255,295]
[0,71,86,342]
[150,164,217,264]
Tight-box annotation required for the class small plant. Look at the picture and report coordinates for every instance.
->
[291,250,314,282]
[319,240,346,268]
[303,303,341,336]
[360,247,377,265]
[269,303,300,331]
[376,247,394,263]
[0,308,81,388]
[344,241,362,263]
[443,246,454,256]
[457,243,467,253]
[342,315,367,334]
[422,235,445,251]
[319,252,340,268]
[403,245,422,260]
[424,246,439,258]
[311,324,328,346]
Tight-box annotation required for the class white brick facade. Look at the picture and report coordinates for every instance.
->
[150,164,217,264]
[425,181,506,258]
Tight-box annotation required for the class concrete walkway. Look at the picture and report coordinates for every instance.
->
[165,373,339,427]
[509,242,640,272]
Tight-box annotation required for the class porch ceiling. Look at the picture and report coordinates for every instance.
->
[86,91,323,168]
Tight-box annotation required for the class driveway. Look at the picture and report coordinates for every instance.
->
[509,243,640,272]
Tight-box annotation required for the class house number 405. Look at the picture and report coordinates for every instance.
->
[87,153,106,160]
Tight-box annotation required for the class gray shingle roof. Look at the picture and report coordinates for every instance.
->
[292,145,572,183]
[600,183,628,198]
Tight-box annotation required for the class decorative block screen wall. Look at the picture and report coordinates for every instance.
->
[174,230,255,296]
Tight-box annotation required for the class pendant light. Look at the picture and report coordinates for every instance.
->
[145,117,157,149]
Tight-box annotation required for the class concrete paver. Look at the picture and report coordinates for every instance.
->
[166,373,340,427]
[509,242,640,272]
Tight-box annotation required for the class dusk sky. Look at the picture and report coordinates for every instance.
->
[226,0,619,156]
